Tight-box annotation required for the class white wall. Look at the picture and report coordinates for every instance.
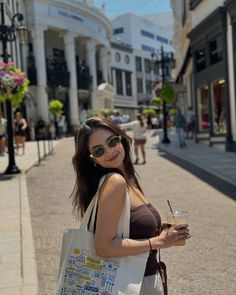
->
[111,13,174,53]
[192,0,225,28]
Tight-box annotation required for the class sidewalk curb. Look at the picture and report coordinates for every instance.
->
[159,145,236,189]
[20,173,39,295]
[19,141,59,295]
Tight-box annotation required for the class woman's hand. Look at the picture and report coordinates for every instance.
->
[154,224,190,249]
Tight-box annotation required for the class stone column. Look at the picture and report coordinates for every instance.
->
[99,46,109,83]
[31,25,49,122]
[112,69,117,108]
[62,32,80,128]
[86,40,99,110]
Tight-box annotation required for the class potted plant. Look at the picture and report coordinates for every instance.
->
[0,61,29,109]
[49,99,64,138]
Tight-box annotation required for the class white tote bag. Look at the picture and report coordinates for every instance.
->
[56,175,148,295]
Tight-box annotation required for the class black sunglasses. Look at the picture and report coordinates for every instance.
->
[90,135,122,158]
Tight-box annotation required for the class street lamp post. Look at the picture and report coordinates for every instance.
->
[0,1,27,174]
[151,46,175,144]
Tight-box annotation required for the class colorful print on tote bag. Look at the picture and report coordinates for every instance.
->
[60,246,120,294]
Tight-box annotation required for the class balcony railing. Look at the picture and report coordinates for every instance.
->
[46,58,70,88]
[76,63,92,90]
[27,56,92,90]
[27,55,37,85]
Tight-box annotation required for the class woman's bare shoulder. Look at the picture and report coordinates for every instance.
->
[106,173,126,186]
[99,173,126,202]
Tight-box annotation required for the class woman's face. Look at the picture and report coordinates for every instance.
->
[15,112,22,120]
[88,128,125,171]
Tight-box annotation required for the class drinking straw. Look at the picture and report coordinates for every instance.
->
[167,199,176,223]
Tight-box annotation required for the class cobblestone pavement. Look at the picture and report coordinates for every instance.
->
[26,135,236,295]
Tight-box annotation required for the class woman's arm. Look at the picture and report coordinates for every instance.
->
[21,119,27,130]
[94,174,189,257]
[118,121,134,131]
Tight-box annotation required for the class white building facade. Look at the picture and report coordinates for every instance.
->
[110,13,174,115]
[24,0,112,129]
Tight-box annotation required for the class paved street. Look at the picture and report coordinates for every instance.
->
[26,134,236,295]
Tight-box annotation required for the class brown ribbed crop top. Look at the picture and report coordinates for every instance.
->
[130,203,162,276]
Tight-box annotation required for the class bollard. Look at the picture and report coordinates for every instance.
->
[36,138,41,165]
[43,136,46,159]
[47,137,50,156]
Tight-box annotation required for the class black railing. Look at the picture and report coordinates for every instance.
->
[46,58,70,88]
[27,54,37,85]
[76,63,92,90]
[97,69,103,85]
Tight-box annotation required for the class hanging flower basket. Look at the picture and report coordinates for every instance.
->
[0,60,29,108]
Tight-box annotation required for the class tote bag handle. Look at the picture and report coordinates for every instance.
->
[80,174,130,237]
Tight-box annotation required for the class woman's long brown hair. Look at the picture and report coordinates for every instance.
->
[71,116,142,218]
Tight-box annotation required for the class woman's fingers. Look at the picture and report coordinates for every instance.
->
[173,223,188,230]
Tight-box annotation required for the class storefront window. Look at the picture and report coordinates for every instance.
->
[209,37,222,65]
[195,49,206,72]
[198,85,209,131]
[211,78,226,134]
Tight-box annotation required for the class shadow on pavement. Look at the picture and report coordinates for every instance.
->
[158,150,236,201]
[0,173,15,181]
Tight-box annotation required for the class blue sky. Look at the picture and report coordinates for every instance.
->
[93,0,171,17]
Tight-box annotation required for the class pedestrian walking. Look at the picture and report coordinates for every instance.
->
[71,116,190,295]
[14,111,27,155]
[36,117,47,139]
[120,113,147,164]
[146,114,153,130]
[0,111,7,156]
[186,106,195,139]
[28,118,35,141]
[110,110,123,125]
[58,113,66,138]
[174,108,186,148]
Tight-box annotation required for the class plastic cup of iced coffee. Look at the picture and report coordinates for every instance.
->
[165,210,189,246]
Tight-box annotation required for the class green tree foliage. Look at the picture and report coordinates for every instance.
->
[152,82,175,106]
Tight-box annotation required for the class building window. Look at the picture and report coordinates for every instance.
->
[113,27,124,35]
[144,59,151,74]
[137,78,143,93]
[141,45,155,53]
[125,55,130,64]
[209,37,222,65]
[135,56,142,72]
[211,78,226,134]
[141,30,154,39]
[195,49,206,72]
[145,80,152,94]
[125,72,132,96]
[116,70,123,95]
[197,85,209,131]
[115,52,121,62]
[156,35,169,44]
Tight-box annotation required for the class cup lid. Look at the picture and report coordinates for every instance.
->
[165,210,189,217]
